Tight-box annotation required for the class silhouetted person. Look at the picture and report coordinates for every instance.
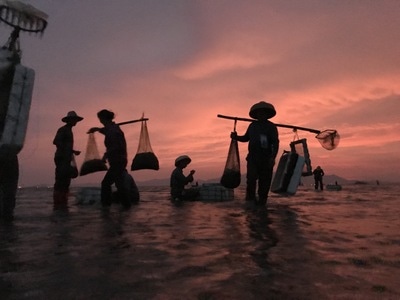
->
[313,165,325,190]
[88,109,131,208]
[231,101,279,205]
[53,111,83,208]
[170,155,199,202]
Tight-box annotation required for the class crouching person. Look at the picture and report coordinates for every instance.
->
[170,155,199,202]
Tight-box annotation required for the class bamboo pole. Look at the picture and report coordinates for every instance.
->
[217,114,321,134]
[117,118,148,126]
[87,118,148,133]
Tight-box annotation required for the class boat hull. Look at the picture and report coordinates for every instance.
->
[0,64,35,157]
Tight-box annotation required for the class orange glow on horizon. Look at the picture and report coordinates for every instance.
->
[10,1,400,186]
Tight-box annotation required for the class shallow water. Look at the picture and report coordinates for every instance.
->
[0,183,399,299]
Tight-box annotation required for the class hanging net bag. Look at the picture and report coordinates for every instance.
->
[79,133,108,176]
[316,129,340,150]
[131,119,159,171]
[70,154,78,179]
[220,122,241,189]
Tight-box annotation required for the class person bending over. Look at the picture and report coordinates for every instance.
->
[170,155,199,201]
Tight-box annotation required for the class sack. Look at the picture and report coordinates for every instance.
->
[124,171,140,204]
[112,171,140,205]
[220,138,241,189]
[131,152,159,171]
[131,119,159,171]
[70,154,78,179]
[80,133,108,176]
[80,159,108,176]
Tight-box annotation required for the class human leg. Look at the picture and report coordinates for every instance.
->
[53,158,71,207]
[246,159,258,201]
[114,168,130,208]
[258,163,274,205]
[101,169,115,207]
[0,155,18,221]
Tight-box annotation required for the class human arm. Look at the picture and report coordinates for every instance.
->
[270,125,279,159]
[171,168,194,188]
[87,127,102,134]
[187,170,195,183]
[230,130,249,142]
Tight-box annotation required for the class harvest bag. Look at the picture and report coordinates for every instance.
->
[70,154,78,179]
[80,133,108,176]
[220,138,241,189]
[131,119,159,171]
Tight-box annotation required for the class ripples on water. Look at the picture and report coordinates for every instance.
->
[0,183,399,299]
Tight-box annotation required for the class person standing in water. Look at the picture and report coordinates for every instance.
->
[231,101,279,205]
[313,165,325,190]
[53,111,83,208]
[88,109,131,208]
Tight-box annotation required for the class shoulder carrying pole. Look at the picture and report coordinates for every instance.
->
[117,118,148,126]
[217,114,321,134]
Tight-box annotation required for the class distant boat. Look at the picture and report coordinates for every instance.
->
[326,183,342,191]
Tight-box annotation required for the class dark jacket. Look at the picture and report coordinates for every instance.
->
[53,124,74,161]
[313,168,324,180]
[99,122,127,166]
[236,120,279,161]
[170,167,193,198]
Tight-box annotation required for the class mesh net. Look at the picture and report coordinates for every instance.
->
[131,120,159,171]
[220,138,241,189]
[316,130,340,150]
[79,133,107,176]
[136,120,154,153]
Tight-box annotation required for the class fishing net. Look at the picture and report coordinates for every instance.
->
[131,119,159,171]
[316,130,340,150]
[80,133,108,176]
[220,137,241,189]
[290,138,312,176]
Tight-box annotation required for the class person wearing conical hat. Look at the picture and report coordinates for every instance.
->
[170,155,199,202]
[53,111,83,209]
[230,101,279,205]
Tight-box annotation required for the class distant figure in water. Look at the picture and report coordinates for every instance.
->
[376,180,380,186]
[313,166,325,191]
[170,155,199,202]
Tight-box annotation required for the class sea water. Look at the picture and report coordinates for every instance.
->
[0,183,399,299]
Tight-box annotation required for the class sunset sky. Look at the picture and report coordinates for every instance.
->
[3,0,399,187]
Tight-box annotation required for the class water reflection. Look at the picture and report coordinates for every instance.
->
[245,205,278,269]
[0,221,19,297]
